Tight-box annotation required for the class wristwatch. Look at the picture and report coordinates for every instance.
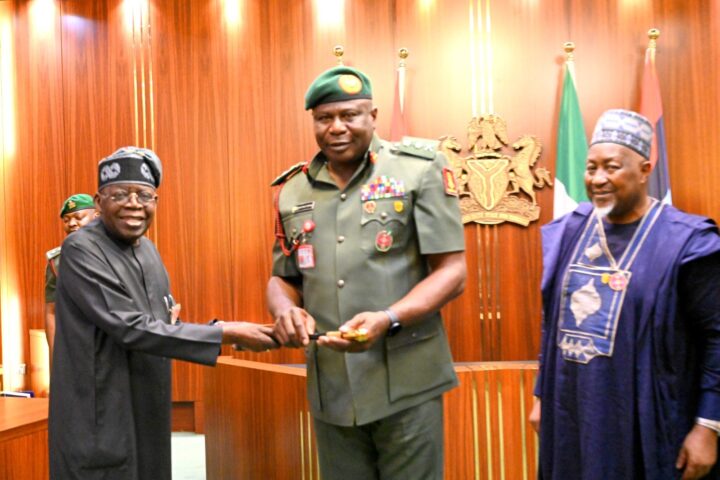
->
[384,309,403,337]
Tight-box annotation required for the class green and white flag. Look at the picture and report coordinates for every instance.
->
[554,62,588,218]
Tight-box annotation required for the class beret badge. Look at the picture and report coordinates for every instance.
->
[338,74,362,94]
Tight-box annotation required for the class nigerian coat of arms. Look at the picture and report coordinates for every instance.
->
[440,114,553,226]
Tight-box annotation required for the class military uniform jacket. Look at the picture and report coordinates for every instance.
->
[272,136,465,426]
[49,219,223,480]
[45,246,61,302]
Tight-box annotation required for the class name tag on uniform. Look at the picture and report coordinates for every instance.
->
[292,202,315,214]
[297,244,315,269]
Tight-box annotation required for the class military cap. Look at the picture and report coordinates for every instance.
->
[98,146,162,190]
[590,109,653,160]
[305,66,373,110]
[59,193,95,218]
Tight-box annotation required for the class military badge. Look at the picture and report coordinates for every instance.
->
[393,201,404,213]
[442,167,459,197]
[302,220,316,233]
[375,230,393,252]
[67,200,76,210]
[338,74,362,94]
[297,244,316,269]
[363,201,377,214]
[361,176,406,201]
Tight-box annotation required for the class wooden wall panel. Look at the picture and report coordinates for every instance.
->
[0,0,717,399]
[0,398,49,480]
[151,0,234,400]
[6,1,66,389]
[204,359,312,479]
[205,359,538,479]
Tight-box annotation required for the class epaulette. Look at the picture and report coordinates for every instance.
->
[391,136,439,160]
[46,246,61,261]
[270,161,308,187]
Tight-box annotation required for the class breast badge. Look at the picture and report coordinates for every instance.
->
[439,114,553,226]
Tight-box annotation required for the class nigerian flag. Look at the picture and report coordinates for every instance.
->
[554,63,588,218]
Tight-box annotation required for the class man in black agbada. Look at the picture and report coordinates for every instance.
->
[49,147,278,480]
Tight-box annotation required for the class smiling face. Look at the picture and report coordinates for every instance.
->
[95,183,158,245]
[584,142,651,223]
[312,99,377,167]
[62,208,98,234]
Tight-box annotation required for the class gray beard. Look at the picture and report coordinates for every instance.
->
[593,202,615,219]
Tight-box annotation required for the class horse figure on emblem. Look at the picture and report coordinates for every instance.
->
[509,135,553,205]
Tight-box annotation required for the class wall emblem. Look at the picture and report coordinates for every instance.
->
[440,115,553,226]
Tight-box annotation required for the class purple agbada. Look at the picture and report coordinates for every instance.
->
[536,202,720,479]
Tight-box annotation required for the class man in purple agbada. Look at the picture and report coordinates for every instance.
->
[531,109,720,479]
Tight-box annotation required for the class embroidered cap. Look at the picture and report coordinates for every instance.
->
[590,109,653,160]
[304,66,373,110]
[98,147,162,190]
[59,193,95,218]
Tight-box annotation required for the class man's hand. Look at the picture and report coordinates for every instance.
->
[529,397,541,434]
[221,322,280,352]
[170,303,181,325]
[676,424,718,479]
[317,311,390,353]
[273,306,316,348]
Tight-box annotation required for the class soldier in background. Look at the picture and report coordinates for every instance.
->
[45,193,98,360]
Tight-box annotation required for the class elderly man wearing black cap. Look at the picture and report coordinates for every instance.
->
[267,66,467,479]
[48,147,279,480]
[531,110,720,479]
[45,193,98,363]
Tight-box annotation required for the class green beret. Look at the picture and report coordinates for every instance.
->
[305,66,372,110]
[59,194,95,217]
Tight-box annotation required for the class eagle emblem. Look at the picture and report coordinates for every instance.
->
[439,115,553,226]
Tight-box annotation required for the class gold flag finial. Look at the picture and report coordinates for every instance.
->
[564,41,575,61]
[398,47,409,67]
[648,28,660,50]
[333,45,345,65]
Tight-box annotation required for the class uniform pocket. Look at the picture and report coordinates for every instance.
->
[360,198,411,254]
[385,319,456,402]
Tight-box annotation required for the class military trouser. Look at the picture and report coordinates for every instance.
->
[313,395,444,480]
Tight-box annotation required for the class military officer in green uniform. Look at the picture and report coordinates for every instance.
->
[45,194,98,360]
[267,66,467,479]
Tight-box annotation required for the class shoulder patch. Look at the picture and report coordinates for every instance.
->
[46,246,61,261]
[391,136,439,160]
[271,161,308,186]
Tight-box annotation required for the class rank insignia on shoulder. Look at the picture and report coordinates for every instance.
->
[271,161,308,186]
[393,136,439,160]
[46,246,61,261]
[442,167,459,196]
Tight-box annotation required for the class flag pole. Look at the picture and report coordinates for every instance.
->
[553,40,589,218]
[564,41,575,78]
[334,45,344,65]
[398,48,408,113]
[647,28,659,51]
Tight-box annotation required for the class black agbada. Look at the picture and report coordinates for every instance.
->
[49,219,222,479]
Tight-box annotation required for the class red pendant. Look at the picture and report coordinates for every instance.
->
[608,272,628,291]
[302,220,316,233]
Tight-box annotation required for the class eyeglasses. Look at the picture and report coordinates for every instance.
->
[103,190,157,206]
